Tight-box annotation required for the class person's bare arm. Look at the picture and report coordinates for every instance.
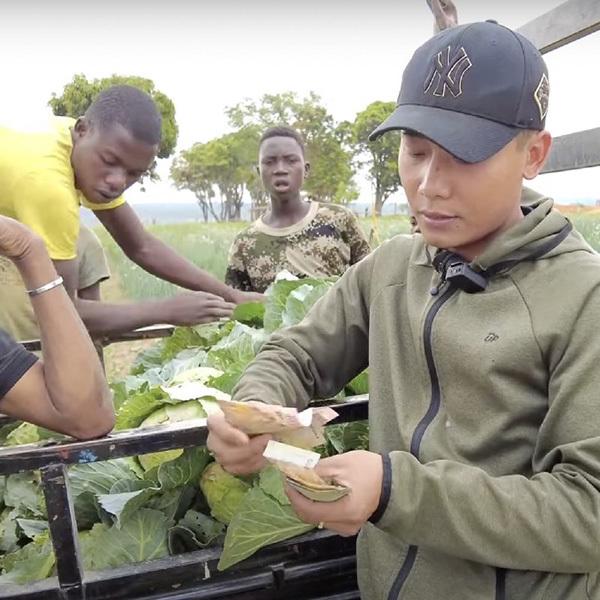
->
[75,292,235,335]
[94,203,263,304]
[77,281,102,301]
[73,273,235,336]
[0,217,113,439]
[426,0,458,33]
[55,246,235,335]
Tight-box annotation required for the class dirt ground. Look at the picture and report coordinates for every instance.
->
[102,338,157,381]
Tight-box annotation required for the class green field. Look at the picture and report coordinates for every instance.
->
[95,221,244,301]
[95,216,413,302]
[95,212,600,378]
[96,212,600,303]
[568,214,600,251]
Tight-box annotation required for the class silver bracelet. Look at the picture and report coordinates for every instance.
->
[27,276,64,297]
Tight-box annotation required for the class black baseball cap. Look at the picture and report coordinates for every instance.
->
[369,20,550,163]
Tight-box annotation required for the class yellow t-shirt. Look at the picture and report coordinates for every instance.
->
[0,225,111,342]
[0,117,124,260]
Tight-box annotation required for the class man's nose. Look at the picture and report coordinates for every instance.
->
[274,160,288,173]
[105,168,126,193]
[418,156,451,200]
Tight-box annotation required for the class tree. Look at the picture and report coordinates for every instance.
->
[352,101,401,216]
[227,92,357,204]
[173,92,360,221]
[48,74,179,181]
[170,145,216,222]
[170,127,260,222]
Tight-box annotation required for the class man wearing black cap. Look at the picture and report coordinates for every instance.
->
[206,20,600,600]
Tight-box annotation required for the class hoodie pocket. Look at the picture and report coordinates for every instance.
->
[356,526,414,600]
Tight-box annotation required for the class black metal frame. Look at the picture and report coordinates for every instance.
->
[19,324,176,354]
[0,387,368,600]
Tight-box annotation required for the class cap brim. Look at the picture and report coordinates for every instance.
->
[368,104,520,163]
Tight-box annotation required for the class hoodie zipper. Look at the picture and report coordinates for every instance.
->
[387,284,457,600]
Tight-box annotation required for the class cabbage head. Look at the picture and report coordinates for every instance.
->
[138,401,206,471]
[200,463,251,525]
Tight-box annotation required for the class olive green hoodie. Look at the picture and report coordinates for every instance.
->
[233,198,600,600]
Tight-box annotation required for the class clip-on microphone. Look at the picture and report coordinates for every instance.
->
[432,251,488,294]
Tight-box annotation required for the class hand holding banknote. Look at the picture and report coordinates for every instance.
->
[284,450,384,537]
[206,398,382,537]
[206,413,271,476]
[206,399,337,476]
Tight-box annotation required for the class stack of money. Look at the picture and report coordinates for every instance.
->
[216,398,349,502]
[216,398,338,449]
[263,440,349,503]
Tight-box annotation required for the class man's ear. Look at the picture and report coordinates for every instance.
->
[255,164,260,175]
[73,117,90,140]
[304,161,311,178]
[523,130,552,180]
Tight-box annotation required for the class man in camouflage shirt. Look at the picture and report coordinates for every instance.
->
[225,126,371,293]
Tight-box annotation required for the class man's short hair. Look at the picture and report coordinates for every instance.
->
[515,129,537,150]
[85,85,162,146]
[259,126,305,156]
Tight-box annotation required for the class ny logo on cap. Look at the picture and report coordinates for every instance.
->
[424,46,472,98]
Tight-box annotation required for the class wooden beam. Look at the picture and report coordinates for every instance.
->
[517,0,600,53]
[542,128,600,173]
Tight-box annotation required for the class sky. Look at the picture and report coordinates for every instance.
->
[1,0,598,207]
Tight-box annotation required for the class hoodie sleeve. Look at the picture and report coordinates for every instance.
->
[232,253,373,409]
[372,279,600,573]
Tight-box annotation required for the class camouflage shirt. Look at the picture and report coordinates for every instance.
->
[225,202,371,292]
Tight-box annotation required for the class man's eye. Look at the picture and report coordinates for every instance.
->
[102,156,116,166]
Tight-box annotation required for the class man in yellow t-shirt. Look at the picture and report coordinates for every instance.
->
[0,117,124,262]
[0,85,261,335]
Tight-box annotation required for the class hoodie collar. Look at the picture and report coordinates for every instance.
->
[415,197,592,271]
[473,198,561,270]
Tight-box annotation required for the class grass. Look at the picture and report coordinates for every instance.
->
[95,221,245,301]
[96,211,600,379]
[96,211,600,304]
[568,215,600,252]
[95,216,413,302]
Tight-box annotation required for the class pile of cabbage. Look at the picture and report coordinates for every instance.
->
[0,276,368,585]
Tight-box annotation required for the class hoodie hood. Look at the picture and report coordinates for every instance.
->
[416,196,594,273]
[473,198,594,271]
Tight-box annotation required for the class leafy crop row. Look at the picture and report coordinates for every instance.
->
[0,275,368,584]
